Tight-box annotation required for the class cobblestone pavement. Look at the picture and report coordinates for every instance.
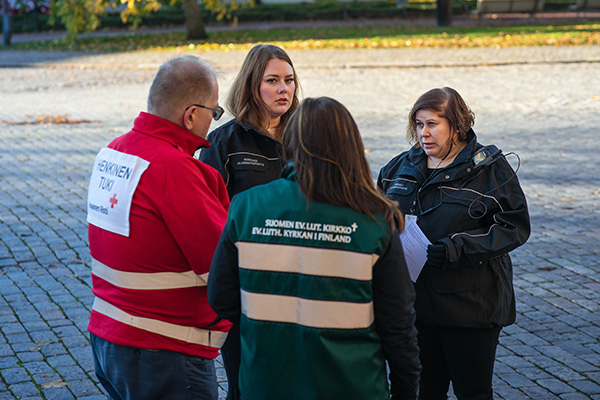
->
[1,39,599,399]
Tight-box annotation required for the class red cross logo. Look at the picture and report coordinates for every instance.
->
[109,194,118,208]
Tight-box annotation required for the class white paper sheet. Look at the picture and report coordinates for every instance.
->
[399,218,431,282]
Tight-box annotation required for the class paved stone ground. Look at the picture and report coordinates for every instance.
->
[0,37,599,399]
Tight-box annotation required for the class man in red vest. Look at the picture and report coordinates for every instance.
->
[86,56,230,400]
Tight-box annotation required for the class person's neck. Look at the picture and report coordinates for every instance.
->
[266,117,280,139]
[428,141,466,169]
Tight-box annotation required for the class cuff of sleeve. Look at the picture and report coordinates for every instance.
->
[439,237,458,269]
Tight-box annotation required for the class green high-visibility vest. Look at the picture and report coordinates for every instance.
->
[228,173,392,400]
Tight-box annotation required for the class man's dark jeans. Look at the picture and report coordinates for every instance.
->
[91,333,218,400]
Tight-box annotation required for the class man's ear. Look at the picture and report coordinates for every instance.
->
[182,107,195,130]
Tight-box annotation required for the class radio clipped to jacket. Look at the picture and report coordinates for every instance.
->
[472,145,502,170]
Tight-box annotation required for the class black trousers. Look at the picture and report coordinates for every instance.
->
[416,320,501,400]
[221,323,241,400]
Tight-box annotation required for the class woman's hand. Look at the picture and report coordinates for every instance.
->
[426,243,448,269]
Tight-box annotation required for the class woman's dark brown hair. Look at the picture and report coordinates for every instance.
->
[227,44,300,141]
[406,87,475,147]
[283,97,403,230]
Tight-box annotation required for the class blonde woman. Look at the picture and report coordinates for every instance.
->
[199,43,300,199]
[198,43,300,400]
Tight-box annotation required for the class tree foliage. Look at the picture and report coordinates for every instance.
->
[49,0,160,40]
[49,0,252,42]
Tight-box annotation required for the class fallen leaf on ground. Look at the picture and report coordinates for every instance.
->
[42,380,69,389]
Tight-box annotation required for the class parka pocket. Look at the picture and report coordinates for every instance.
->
[438,185,495,220]
[430,268,482,294]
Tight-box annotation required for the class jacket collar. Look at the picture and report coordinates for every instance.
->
[237,121,277,141]
[454,128,477,164]
[132,112,211,155]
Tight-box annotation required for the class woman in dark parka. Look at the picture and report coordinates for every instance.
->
[378,87,530,400]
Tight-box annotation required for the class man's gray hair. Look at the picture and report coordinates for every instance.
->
[147,55,216,121]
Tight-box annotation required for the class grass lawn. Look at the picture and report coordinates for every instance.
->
[4,21,599,52]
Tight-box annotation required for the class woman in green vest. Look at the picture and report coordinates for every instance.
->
[208,97,421,400]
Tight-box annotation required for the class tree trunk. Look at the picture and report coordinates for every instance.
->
[184,0,207,40]
[436,0,453,26]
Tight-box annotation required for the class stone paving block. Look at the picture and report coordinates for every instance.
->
[41,310,67,322]
[60,335,89,350]
[24,361,57,377]
[23,320,51,333]
[506,344,543,357]
[546,365,589,381]
[48,318,74,329]
[572,298,600,312]
[538,378,576,395]
[538,329,594,345]
[46,354,79,369]
[569,379,600,395]
[521,384,563,399]
[545,321,588,335]
[0,314,18,325]
[0,355,19,369]
[41,384,75,400]
[513,316,547,332]
[557,340,598,357]
[0,258,17,268]
[522,285,559,298]
[54,249,78,261]
[498,335,525,347]
[493,360,517,374]
[561,393,599,400]
[63,379,105,398]
[575,288,600,300]
[2,367,31,385]
[510,332,552,347]
[7,382,41,398]
[550,258,597,277]
[552,314,591,329]
[498,372,538,387]
[29,330,59,345]
[587,372,600,384]
[502,324,528,335]
[524,355,566,370]
[52,325,81,340]
[39,342,68,358]
[496,355,536,369]
[518,273,548,284]
[68,346,95,372]
[14,309,43,323]
[61,306,90,322]
[534,302,569,318]
[519,366,555,381]
[582,351,600,369]
[10,341,35,353]
[2,324,27,336]
[16,351,45,363]
[56,365,87,382]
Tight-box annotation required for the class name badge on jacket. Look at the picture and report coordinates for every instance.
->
[87,147,150,237]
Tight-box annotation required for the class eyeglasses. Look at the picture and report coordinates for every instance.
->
[186,104,224,121]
